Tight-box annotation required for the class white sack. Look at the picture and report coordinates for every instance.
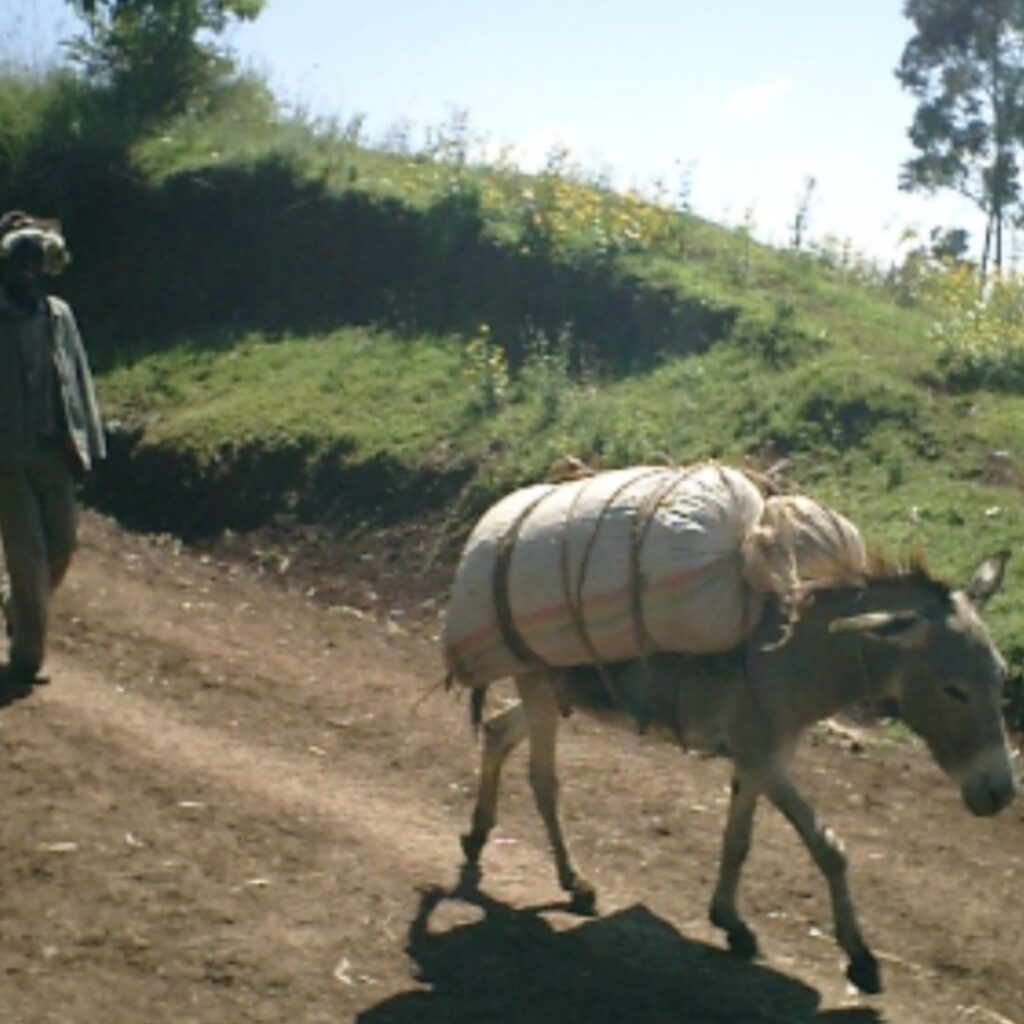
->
[444,464,766,686]
[742,494,867,595]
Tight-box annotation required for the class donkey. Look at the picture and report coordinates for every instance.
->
[458,551,1019,994]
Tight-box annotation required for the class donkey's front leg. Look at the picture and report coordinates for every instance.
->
[709,770,761,960]
[516,672,597,914]
[762,768,881,994]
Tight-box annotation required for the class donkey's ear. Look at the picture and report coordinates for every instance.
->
[965,550,1011,610]
[829,609,930,648]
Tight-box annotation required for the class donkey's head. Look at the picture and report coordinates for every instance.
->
[830,552,1018,817]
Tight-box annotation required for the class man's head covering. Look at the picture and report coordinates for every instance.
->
[0,210,71,275]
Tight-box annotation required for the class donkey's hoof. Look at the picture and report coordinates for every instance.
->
[567,879,598,916]
[460,831,485,865]
[726,924,759,961]
[846,951,882,995]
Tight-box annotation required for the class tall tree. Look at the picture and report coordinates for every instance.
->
[897,0,1024,273]
[66,0,265,126]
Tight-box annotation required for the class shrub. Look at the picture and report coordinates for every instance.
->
[751,361,921,457]
[925,264,1024,392]
[730,300,828,368]
[516,328,573,429]
[462,323,509,415]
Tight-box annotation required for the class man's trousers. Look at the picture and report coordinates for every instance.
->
[0,445,77,674]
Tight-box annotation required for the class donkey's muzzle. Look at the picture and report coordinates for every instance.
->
[961,762,1018,817]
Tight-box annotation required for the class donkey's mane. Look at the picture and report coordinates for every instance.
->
[794,546,952,610]
[760,547,954,647]
[863,547,949,590]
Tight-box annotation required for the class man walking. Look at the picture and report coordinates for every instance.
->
[0,211,105,686]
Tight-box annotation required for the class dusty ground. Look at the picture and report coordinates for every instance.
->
[0,510,1022,1024]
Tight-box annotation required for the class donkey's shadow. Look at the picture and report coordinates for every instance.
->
[357,869,881,1024]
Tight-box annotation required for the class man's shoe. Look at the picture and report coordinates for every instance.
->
[6,658,42,687]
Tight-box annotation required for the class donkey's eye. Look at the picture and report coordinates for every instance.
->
[943,684,970,704]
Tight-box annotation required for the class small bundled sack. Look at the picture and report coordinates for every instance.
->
[444,463,767,687]
[742,494,867,597]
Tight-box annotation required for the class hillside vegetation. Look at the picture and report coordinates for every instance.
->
[4,67,1024,684]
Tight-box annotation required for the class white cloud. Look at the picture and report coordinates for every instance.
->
[722,77,795,118]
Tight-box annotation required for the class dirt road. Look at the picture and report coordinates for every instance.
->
[0,512,1021,1023]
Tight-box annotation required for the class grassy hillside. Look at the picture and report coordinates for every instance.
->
[5,67,1024,679]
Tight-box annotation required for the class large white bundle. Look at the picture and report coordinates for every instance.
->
[742,494,867,595]
[444,464,766,686]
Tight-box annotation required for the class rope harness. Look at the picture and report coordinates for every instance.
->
[490,463,742,732]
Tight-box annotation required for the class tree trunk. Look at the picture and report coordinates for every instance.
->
[982,211,994,278]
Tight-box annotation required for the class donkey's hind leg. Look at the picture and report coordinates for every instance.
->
[517,671,597,914]
[461,696,528,866]
[709,770,761,960]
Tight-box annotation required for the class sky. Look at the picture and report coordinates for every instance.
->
[5,1,989,265]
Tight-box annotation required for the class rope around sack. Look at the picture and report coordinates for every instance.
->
[485,463,870,744]
[565,466,675,719]
[490,462,738,730]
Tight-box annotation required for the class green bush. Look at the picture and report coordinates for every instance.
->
[730,300,829,368]
[924,264,1024,392]
[751,361,921,457]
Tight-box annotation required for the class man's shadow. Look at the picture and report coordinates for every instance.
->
[357,866,883,1024]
